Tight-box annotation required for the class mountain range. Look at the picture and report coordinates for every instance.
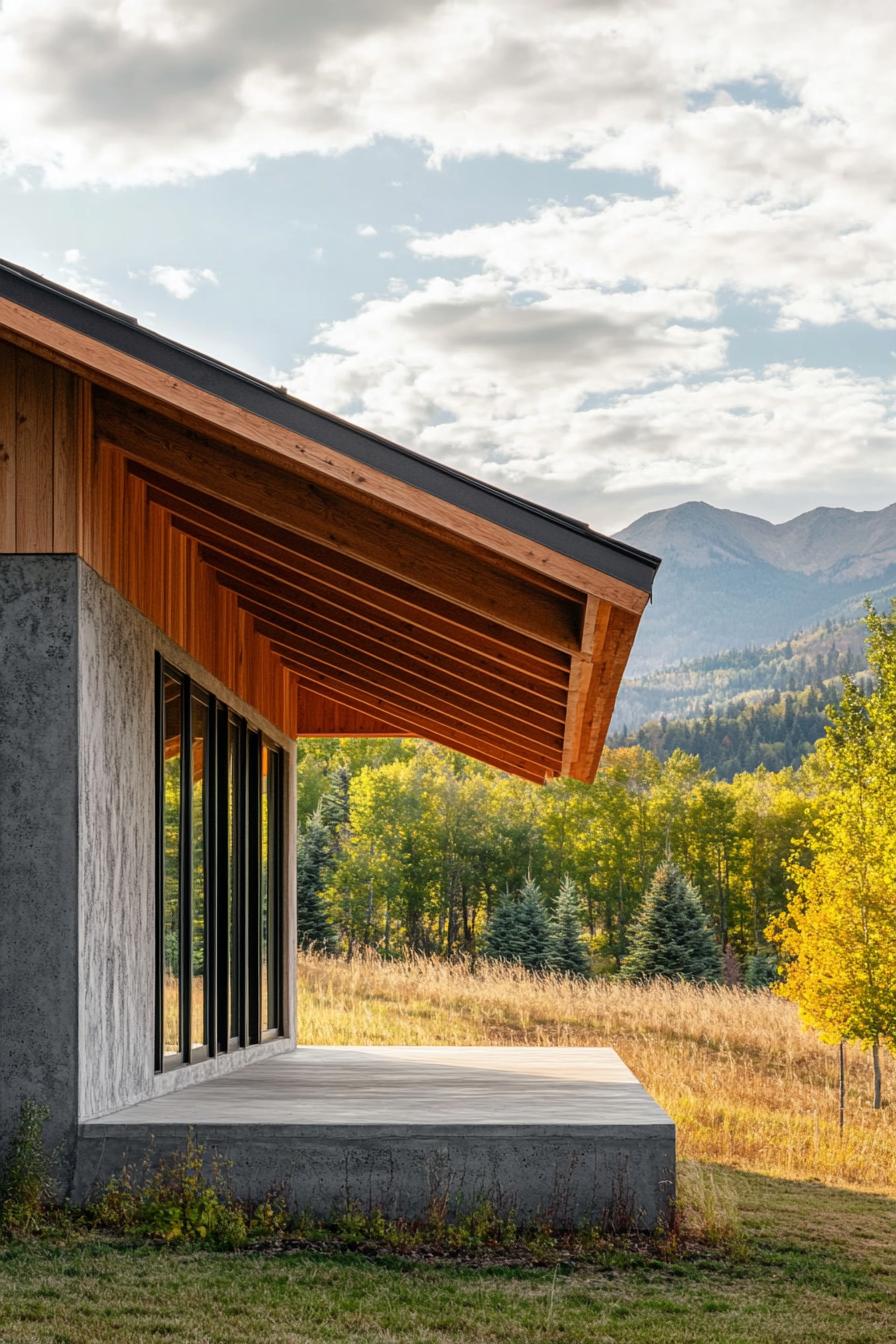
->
[614,500,896,673]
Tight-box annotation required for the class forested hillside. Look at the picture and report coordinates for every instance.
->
[614,618,867,731]
[608,617,873,778]
[613,685,832,779]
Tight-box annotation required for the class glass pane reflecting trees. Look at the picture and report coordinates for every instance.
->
[227,717,240,1043]
[162,675,181,1057]
[190,694,208,1051]
[261,744,280,1033]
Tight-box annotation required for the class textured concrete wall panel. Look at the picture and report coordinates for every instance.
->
[77,563,156,1119]
[0,555,80,1170]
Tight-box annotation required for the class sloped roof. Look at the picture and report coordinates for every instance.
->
[0,257,660,782]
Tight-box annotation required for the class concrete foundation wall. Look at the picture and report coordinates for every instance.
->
[0,555,296,1184]
[75,1122,675,1231]
[73,1048,677,1231]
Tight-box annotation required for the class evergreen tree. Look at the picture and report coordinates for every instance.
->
[745,948,778,990]
[482,877,551,970]
[296,806,338,953]
[319,765,351,854]
[621,861,723,983]
[480,891,519,964]
[548,876,591,977]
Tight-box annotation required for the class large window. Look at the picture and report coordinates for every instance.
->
[154,657,285,1072]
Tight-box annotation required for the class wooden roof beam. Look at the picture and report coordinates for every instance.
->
[198,549,568,731]
[140,471,570,683]
[296,685,407,738]
[95,394,585,654]
[284,665,553,784]
[243,600,565,757]
[568,604,641,781]
[263,627,562,775]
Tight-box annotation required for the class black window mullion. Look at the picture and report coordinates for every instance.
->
[153,655,165,1073]
[205,694,217,1059]
[247,731,261,1046]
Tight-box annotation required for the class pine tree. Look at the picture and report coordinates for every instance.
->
[745,948,778,990]
[548,876,591,977]
[296,805,338,953]
[514,879,553,970]
[481,891,520,964]
[482,877,551,971]
[319,765,351,842]
[621,861,723,983]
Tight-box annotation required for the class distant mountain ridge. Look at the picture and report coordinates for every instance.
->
[615,500,896,672]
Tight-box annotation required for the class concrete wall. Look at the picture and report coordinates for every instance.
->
[0,555,296,1186]
[0,557,81,1170]
[77,561,156,1120]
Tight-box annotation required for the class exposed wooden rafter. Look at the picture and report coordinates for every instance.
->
[95,393,584,655]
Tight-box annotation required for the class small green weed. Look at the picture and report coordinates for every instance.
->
[0,1100,55,1238]
[91,1133,248,1249]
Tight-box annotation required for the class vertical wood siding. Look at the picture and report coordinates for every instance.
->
[0,344,84,553]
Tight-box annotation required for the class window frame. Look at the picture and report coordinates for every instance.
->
[154,654,286,1075]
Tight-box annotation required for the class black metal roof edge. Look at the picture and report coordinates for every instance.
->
[0,258,660,594]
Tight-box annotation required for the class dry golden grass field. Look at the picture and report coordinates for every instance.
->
[296,951,896,1197]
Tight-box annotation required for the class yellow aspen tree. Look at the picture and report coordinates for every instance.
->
[769,602,896,1109]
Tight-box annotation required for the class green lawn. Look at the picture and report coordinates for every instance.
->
[1,1169,894,1344]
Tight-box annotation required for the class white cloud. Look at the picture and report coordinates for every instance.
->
[288,335,896,529]
[147,264,218,300]
[0,1,892,194]
[4,4,888,342]
[63,246,82,263]
[287,272,727,430]
[411,188,896,332]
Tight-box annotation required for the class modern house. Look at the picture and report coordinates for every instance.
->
[0,259,671,1226]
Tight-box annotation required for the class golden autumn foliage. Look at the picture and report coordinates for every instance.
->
[769,602,896,1105]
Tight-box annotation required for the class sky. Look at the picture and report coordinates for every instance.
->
[2,1,896,535]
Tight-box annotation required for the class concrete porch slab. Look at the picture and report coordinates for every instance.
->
[74,1047,675,1229]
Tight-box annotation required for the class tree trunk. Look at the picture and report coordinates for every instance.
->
[461,884,472,953]
[839,1041,845,1135]
[872,1038,882,1110]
